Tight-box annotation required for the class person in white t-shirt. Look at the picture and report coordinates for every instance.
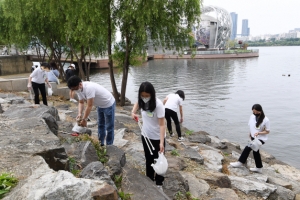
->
[67,76,116,146]
[230,104,270,173]
[131,82,166,189]
[163,90,185,141]
[27,63,52,105]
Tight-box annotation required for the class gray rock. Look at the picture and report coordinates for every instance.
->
[4,157,118,200]
[268,185,295,200]
[106,145,126,178]
[165,142,175,152]
[166,156,188,172]
[201,150,224,172]
[80,161,117,189]
[125,148,145,169]
[229,175,277,199]
[122,165,171,200]
[62,141,99,170]
[42,112,59,135]
[0,103,3,113]
[163,171,189,199]
[211,188,239,200]
[180,172,210,197]
[196,171,231,188]
[180,147,204,164]
[188,133,211,143]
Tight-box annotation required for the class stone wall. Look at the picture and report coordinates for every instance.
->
[0,56,32,76]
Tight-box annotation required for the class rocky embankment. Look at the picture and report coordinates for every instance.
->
[0,92,300,200]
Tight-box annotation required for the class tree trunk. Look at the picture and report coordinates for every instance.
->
[120,34,130,106]
[78,46,85,80]
[107,4,119,103]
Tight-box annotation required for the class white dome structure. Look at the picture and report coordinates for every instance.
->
[194,6,232,49]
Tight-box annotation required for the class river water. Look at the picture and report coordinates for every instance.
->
[90,46,300,169]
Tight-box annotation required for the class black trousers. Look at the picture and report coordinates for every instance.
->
[238,137,265,168]
[141,136,165,186]
[165,108,182,137]
[32,82,47,105]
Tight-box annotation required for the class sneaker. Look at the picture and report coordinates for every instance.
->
[157,185,163,191]
[170,133,174,137]
[250,167,262,173]
[70,98,77,103]
[230,161,243,168]
[178,137,185,142]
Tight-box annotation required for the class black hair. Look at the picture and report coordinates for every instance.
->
[252,104,265,128]
[176,90,185,100]
[41,62,50,69]
[67,76,82,89]
[138,82,156,112]
[50,62,58,70]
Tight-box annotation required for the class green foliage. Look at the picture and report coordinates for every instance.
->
[171,149,180,156]
[0,173,18,199]
[247,38,300,47]
[114,175,123,189]
[185,130,193,136]
[68,157,81,177]
[175,191,184,200]
[77,134,109,163]
[118,191,132,200]
[186,191,200,200]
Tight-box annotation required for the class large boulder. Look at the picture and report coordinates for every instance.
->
[3,157,118,200]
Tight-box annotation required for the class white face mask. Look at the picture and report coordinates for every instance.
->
[141,97,151,103]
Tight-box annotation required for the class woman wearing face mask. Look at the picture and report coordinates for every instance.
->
[230,104,270,173]
[131,82,166,189]
[27,63,52,105]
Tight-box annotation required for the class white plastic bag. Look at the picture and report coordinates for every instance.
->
[248,137,262,152]
[151,152,168,175]
[72,124,87,134]
[48,87,53,96]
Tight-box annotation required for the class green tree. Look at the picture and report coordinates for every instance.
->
[114,0,201,106]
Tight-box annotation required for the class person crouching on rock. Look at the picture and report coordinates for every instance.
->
[131,81,166,189]
[230,104,270,173]
[67,76,116,146]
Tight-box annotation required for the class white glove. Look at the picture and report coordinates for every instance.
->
[27,83,32,90]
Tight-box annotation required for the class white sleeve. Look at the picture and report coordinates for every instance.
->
[265,118,270,131]
[30,68,38,77]
[156,100,165,118]
[85,87,95,100]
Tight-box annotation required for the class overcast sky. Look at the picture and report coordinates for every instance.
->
[203,0,299,36]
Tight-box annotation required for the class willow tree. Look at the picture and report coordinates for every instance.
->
[61,0,109,81]
[1,0,69,78]
[114,0,201,106]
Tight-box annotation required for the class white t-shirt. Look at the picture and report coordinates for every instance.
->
[165,93,183,112]
[248,114,270,141]
[76,82,115,108]
[141,98,165,140]
[30,67,47,84]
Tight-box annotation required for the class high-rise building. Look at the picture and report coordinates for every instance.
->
[241,19,249,36]
[230,12,238,40]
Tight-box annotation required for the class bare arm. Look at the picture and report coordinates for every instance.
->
[163,97,168,105]
[254,130,270,137]
[158,117,165,153]
[131,102,139,120]
[80,98,94,127]
[179,105,183,123]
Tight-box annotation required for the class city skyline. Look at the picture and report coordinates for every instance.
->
[203,0,299,36]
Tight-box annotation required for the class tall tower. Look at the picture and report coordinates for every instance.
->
[230,12,238,40]
[241,19,249,36]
